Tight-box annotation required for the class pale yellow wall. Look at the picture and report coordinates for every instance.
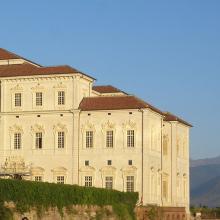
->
[142,109,163,206]
[78,109,142,193]
[0,70,190,214]
[163,121,190,213]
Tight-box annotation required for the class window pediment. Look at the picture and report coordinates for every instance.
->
[31,167,45,175]
[9,124,23,134]
[100,166,116,175]
[101,120,116,132]
[53,82,67,89]
[79,166,95,173]
[31,124,45,135]
[81,121,96,133]
[10,84,23,92]
[121,166,137,175]
[31,83,45,91]
[53,123,68,133]
[122,120,136,131]
[51,166,67,174]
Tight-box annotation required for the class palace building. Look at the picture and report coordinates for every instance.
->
[0,48,191,217]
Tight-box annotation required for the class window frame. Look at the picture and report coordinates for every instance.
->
[14,132,21,150]
[34,176,43,182]
[58,131,65,149]
[127,130,135,147]
[58,90,65,106]
[14,92,22,107]
[86,131,94,148]
[35,92,43,106]
[35,132,43,149]
[84,176,93,187]
[105,176,113,190]
[106,130,114,148]
[57,176,65,184]
[126,176,135,192]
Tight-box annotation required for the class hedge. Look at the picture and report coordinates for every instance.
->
[0,179,138,219]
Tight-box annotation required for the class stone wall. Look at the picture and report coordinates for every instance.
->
[5,203,117,220]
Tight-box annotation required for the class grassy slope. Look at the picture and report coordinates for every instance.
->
[0,179,138,220]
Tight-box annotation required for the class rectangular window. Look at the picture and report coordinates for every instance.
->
[57,176,65,184]
[58,131,65,148]
[14,133,21,149]
[58,91,65,105]
[35,132,43,149]
[106,130,113,148]
[86,131,93,148]
[85,176,92,187]
[15,93,21,107]
[128,160,133,166]
[105,176,113,190]
[127,130,135,147]
[36,92,43,106]
[107,160,112,166]
[85,160,89,166]
[35,176,43,182]
[126,176,134,192]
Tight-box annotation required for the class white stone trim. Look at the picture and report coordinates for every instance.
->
[30,124,45,150]
[53,82,67,110]
[53,123,68,152]
[51,166,67,183]
[121,165,137,192]
[79,166,95,186]
[101,120,116,149]
[100,166,116,189]
[9,124,24,150]
[81,121,96,149]
[122,120,137,149]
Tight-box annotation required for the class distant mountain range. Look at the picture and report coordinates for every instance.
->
[191,156,220,167]
[190,156,220,207]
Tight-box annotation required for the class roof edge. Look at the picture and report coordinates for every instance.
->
[163,112,193,127]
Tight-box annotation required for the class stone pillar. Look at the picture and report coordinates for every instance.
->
[72,109,80,185]
[171,122,178,206]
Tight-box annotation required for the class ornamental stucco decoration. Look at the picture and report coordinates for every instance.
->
[31,124,45,135]
[53,82,67,89]
[10,84,23,91]
[53,123,68,133]
[121,166,137,178]
[100,166,116,177]
[79,166,95,173]
[81,120,96,133]
[31,83,45,91]
[31,167,45,175]
[101,120,116,132]
[9,124,24,135]
[1,156,31,174]
[51,166,67,174]
[122,120,136,131]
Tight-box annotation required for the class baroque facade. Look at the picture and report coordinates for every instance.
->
[0,48,191,216]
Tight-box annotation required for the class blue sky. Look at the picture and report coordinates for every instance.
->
[1,0,220,159]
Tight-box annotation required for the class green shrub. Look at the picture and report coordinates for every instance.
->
[0,179,138,220]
